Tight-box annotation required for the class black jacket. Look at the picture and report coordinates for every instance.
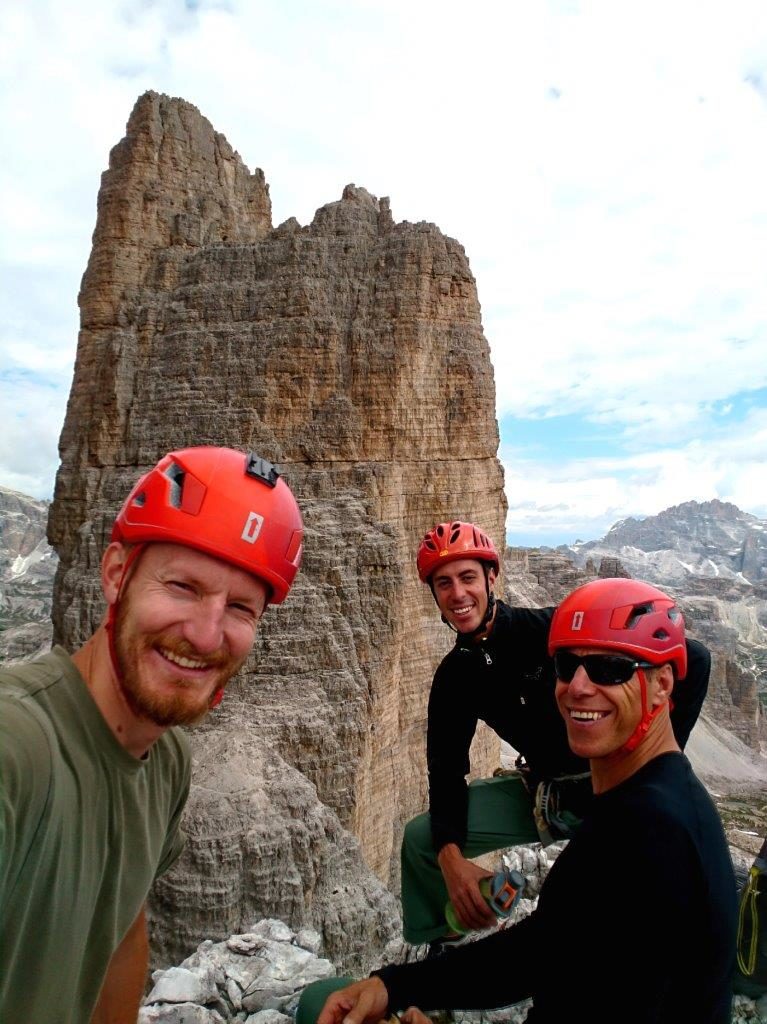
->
[379,753,735,1024]
[426,601,710,851]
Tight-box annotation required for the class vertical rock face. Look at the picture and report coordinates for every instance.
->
[49,92,506,968]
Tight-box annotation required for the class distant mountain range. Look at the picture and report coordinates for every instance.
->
[503,498,766,771]
[0,486,56,662]
[559,499,767,591]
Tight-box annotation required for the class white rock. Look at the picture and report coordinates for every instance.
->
[227,934,267,956]
[225,959,268,992]
[241,984,294,1013]
[139,1003,226,1023]
[146,921,334,1022]
[247,920,293,943]
[226,977,243,1012]
[260,941,315,981]
[244,1011,292,1024]
[146,966,219,1005]
[294,928,322,955]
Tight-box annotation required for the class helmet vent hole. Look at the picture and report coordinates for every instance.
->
[625,602,654,628]
[131,490,146,508]
[449,527,461,544]
[436,525,445,538]
[424,539,437,551]
[667,608,682,623]
[164,464,186,508]
[653,628,670,640]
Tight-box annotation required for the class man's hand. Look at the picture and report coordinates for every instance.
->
[401,1008,432,1024]
[438,844,495,931]
[316,977,389,1024]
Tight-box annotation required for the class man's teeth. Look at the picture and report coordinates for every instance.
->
[570,710,607,721]
[453,605,473,615]
[160,648,208,670]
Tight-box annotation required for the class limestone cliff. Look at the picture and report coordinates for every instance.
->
[48,92,506,969]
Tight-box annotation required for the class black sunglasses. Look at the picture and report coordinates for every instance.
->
[554,651,655,686]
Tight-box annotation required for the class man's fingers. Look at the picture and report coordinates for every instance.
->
[317,991,355,1024]
[344,988,382,1024]
[401,1007,431,1024]
[455,880,497,929]
[457,901,493,929]
[318,977,389,1024]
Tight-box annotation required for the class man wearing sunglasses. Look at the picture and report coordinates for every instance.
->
[399,523,710,951]
[310,576,735,1024]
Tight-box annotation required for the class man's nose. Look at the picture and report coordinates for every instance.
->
[182,598,225,654]
[567,664,598,697]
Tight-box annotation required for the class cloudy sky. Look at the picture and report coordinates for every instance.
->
[2,0,766,545]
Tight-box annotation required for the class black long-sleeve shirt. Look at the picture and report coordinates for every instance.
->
[426,601,710,851]
[378,753,736,1024]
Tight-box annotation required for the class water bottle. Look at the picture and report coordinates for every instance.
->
[445,868,525,936]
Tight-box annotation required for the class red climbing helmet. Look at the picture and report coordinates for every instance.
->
[548,577,687,679]
[416,521,500,583]
[112,447,303,604]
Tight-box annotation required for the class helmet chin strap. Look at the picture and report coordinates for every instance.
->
[622,667,666,752]
[105,543,146,688]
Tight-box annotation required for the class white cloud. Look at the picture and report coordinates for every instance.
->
[0,372,67,498]
[503,407,767,543]
[0,0,766,541]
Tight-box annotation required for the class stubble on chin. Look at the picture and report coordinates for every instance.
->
[114,616,244,728]
[127,678,215,727]
[118,648,219,726]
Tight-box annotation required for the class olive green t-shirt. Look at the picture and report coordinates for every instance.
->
[0,646,191,1022]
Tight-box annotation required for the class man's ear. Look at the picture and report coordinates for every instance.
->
[488,566,497,589]
[102,542,130,606]
[650,663,675,707]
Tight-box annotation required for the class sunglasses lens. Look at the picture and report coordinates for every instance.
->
[589,656,637,684]
[553,651,579,682]
[554,652,639,686]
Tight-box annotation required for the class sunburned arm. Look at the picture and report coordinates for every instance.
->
[90,905,149,1024]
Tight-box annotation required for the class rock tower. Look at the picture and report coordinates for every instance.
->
[49,92,506,968]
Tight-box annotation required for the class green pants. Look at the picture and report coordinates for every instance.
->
[296,977,355,1024]
[400,773,539,945]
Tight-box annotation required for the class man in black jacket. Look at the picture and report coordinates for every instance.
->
[401,521,710,945]
[309,577,734,1024]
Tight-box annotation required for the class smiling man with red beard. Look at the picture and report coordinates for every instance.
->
[0,447,303,1024]
[308,578,736,1024]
